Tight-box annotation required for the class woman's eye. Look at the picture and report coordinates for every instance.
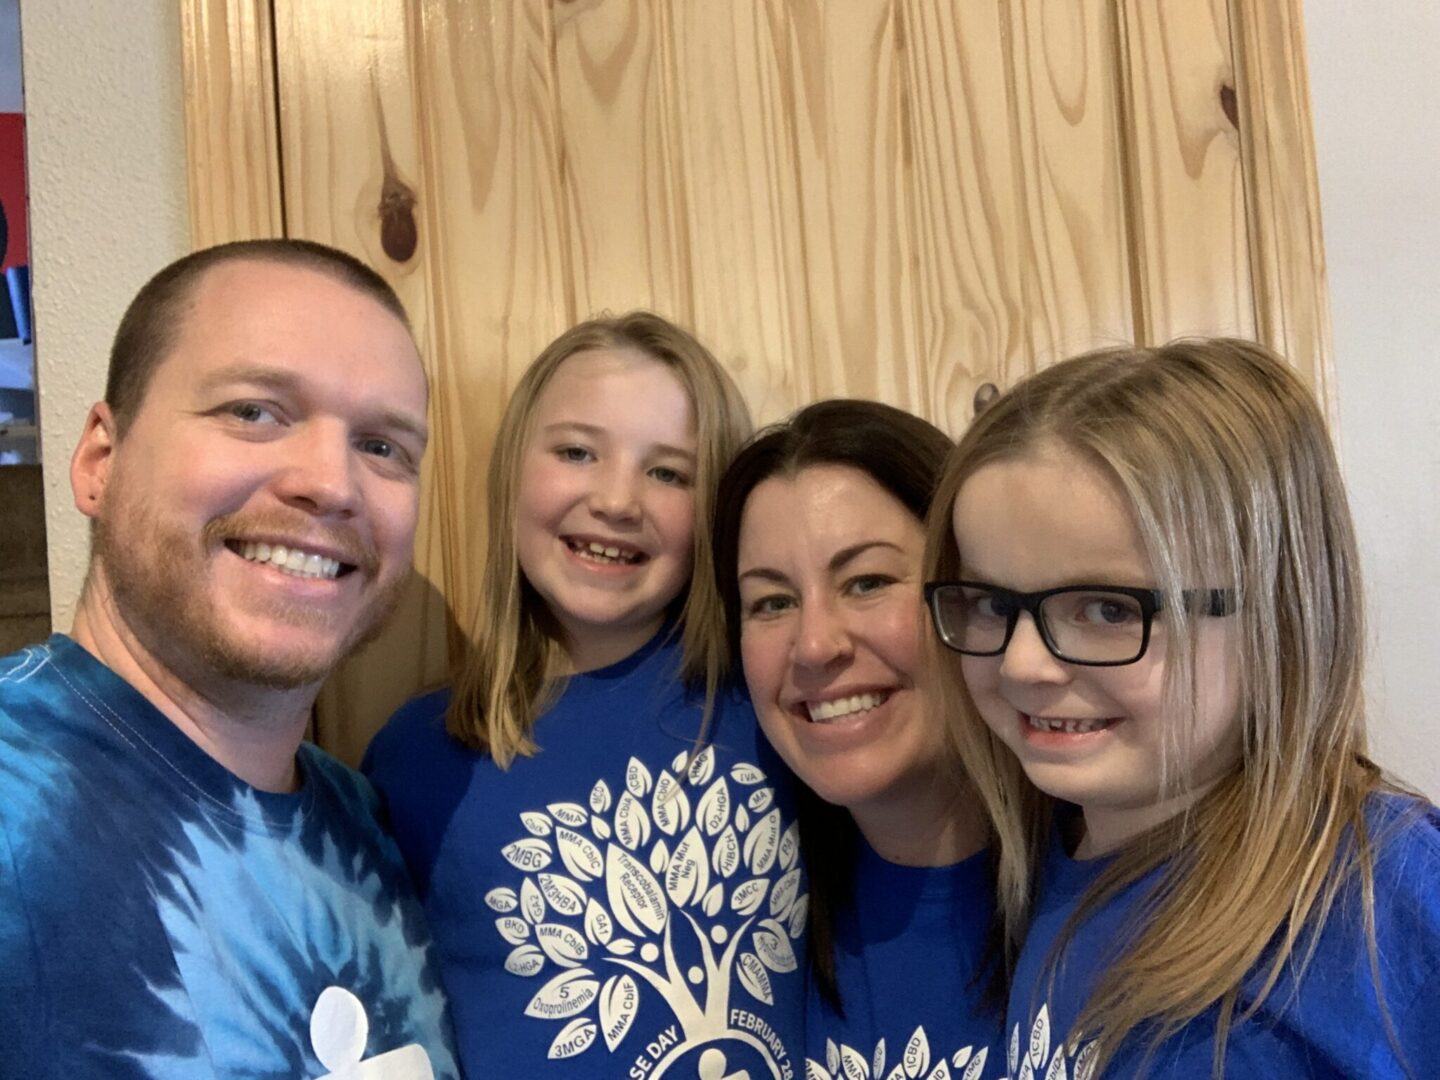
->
[745,595,794,618]
[847,574,893,597]
[229,401,278,424]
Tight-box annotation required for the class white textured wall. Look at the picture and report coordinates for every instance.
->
[1306,1,1440,800]
[22,1,189,629]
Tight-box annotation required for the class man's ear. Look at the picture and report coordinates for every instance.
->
[71,403,119,520]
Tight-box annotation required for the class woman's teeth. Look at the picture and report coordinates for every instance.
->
[570,540,641,565]
[1027,714,1113,734]
[807,691,889,724]
[237,541,342,580]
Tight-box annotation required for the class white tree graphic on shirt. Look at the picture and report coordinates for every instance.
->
[804,1026,992,1080]
[1006,1006,1097,1080]
[488,747,805,1077]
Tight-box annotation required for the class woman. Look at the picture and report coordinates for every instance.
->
[713,400,1004,1080]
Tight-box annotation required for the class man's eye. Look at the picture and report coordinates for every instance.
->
[359,437,396,459]
[229,401,278,424]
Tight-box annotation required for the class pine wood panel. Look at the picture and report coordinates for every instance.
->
[1229,0,1336,414]
[180,0,283,244]
[184,0,1334,763]
[1118,0,1256,343]
[273,1,453,765]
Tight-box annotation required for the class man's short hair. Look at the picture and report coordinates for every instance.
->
[105,239,411,435]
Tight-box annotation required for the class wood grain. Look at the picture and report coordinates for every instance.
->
[1117,0,1256,344]
[180,0,284,245]
[1228,0,1336,415]
[182,0,1339,763]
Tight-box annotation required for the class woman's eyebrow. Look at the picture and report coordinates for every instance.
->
[829,540,903,571]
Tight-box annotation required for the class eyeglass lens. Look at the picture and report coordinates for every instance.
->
[934,585,1148,663]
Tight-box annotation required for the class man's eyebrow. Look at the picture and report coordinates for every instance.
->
[198,362,428,445]
[540,421,695,462]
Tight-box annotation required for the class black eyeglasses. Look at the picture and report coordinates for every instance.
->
[924,580,1235,666]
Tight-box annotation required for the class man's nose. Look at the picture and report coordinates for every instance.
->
[272,422,361,516]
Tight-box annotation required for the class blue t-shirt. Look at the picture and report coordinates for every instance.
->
[0,636,460,1080]
[804,842,1004,1080]
[1006,798,1440,1079]
[365,629,808,1080]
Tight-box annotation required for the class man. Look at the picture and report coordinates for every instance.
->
[0,240,459,1079]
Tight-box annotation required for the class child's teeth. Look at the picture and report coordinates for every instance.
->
[1029,715,1110,734]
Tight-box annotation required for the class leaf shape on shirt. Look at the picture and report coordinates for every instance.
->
[484,887,519,913]
[731,762,767,785]
[583,897,613,945]
[873,1038,886,1078]
[735,805,751,833]
[753,918,798,973]
[884,1067,906,1080]
[615,791,651,851]
[804,1061,831,1080]
[743,807,782,874]
[840,1043,869,1079]
[951,1047,970,1069]
[1009,1024,1021,1077]
[925,1062,951,1080]
[1072,1042,1098,1080]
[960,1047,988,1080]
[521,877,546,923]
[1044,1047,1068,1080]
[652,770,691,836]
[590,779,613,814]
[737,952,774,1005]
[521,811,553,837]
[903,1026,930,1078]
[1029,1005,1051,1068]
[702,882,725,918]
[555,826,605,883]
[690,745,717,785]
[826,1038,841,1074]
[779,820,800,871]
[538,872,587,917]
[496,917,531,945]
[599,974,640,1051]
[626,756,652,797]
[535,922,589,967]
[770,866,802,918]
[712,824,741,878]
[547,801,589,828]
[524,969,598,1020]
[505,944,546,977]
[605,844,668,936]
[665,825,710,907]
[592,817,612,841]
[547,1016,598,1059]
[606,937,637,956]
[747,786,774,813]
[788,894,809,938]
[650,839,671,875]
[698,777,731,835]
[730,877,769,916]
[502,838,553,873]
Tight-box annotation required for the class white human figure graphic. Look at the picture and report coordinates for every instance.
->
[311,986,435,1080]
[697,1047,749,1080]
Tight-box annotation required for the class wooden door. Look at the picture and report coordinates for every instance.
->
[182,0,1332,764]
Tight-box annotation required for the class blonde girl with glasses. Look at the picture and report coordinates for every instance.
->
[924,338,1440,1078]
[365,314,808,1080]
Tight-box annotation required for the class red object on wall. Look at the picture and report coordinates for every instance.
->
[0,113,27,270]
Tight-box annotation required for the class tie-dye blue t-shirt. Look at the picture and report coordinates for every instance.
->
[0,636,460,1080]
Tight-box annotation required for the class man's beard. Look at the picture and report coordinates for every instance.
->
[93,488,409,693]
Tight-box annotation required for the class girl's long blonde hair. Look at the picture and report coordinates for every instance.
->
[923,338,1411,1076]
[447,312,753,765]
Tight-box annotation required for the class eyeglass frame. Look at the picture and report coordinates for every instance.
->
[923,579,1235,667]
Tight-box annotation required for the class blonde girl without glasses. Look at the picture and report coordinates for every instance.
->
[923,338,1440,1078]
[366,313,808,1080]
